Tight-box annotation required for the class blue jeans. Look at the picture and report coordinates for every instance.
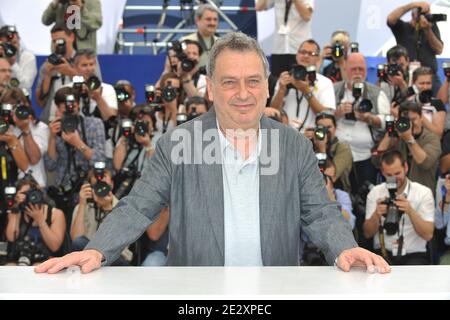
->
[141,250,167,266]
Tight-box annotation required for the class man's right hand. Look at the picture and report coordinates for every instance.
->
[49,117,61,137]
[278,71,292,90]
[335,102,353,118]
[412,2,430,14]
[375,198,388,219]
[35,250,104,274]
[79,183,93,206]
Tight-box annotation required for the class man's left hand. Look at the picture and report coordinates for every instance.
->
[292,79,311,94]
[61,130,82,148]
[336,247,391,273]
[395,195,413,215]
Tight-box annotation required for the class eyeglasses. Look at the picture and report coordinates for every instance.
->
[298,50,319,57]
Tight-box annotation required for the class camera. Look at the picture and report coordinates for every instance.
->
[345,82,364,121]
[47,39,66,65]
[60,94,79,133]
[18,187,45,212]
[47,53,64,66]
[386,114,396,137]
[170,40,197,73]
[350,42,359,53]
[4,186,16,209]
[306,65,317,85]
[145,84,164,112]
[332,41,345,59]
[377,64,387,82]
[0,42,17,58]
[423,13,447,23]
[86,75,101,91]
[443,62,450,81]
[357,99,373,113]
[316,153,327,172]
[13,236,47,266]
[314,125,328,141]
[395,116,411,133]
[289,64,307,81]
[387,63,403,77]
[91,161,110,198]
[416,89,433,104]
[381,176,403,235]
[14,104,31,120]
[161,80,177,102]
[0,103,13,135]
[134,119,149,137]
[114,165,141,199]
[114,85,130,103]
[121,119,133,139]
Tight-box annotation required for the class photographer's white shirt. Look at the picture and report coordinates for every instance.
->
[275,72,336,132]
[13,121,49,187]
[365,180,435,254]
[335,87,390,162]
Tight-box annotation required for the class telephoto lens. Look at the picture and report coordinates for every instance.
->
[15,105,31,120]
[86,75,101,91]
[357,99,373,113]
[314,125,328,141]
[161,81,177,102]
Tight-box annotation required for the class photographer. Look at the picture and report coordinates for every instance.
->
[44,87,105,210]
[310,112,352,193]
[0,25,37,94]
[42,0,102,52]
[176,95,209,126]
[387,1,444,94]
[364,150,434,265]
[334,52,390,191]
[154,73,180,133]
[319,30,351,83]
[0,57,12,95]
[270,39,336,132]
[378,45,410,103]
[434,173,450,264]
[3,88,49,187]
[181,4,219,69]
[376,101,440,194]
[35,26,77,123]
[113,105,155,195]
[6,176,66,265]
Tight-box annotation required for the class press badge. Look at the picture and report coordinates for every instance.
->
[391,240,406,256]
[278,24,290,35]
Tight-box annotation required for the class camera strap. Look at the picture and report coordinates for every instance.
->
[197,32,215,55]
[295,90,310,131]
[284,0,293,25]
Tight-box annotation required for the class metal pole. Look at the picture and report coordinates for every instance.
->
[203,0,238,31]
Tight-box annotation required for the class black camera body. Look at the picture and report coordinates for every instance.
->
[417,89,433,104]
[289,64,307,81]
[344,82,364,121]
[134,119,149,137]
[12,236,47,266]
[387,63,403,77]
[145,84,164,112]
[47,53,64,66]
[14,104,31,120]
[60,95,79,133]
[86,75,101,91]
[357,99,373,113]
[170,40,197,73]
[0,103,13,135]
[115,85,130,103]
[423,13,447,23]
[47,39,66,65]
[0,42,17,58]
[19,187,45,212]
[382,177,404,235]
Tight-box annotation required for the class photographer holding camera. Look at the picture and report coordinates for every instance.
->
[42,0,102,53]
[44,87,105,213]
[0,25,37,94]
[310,112,353,193]
[364,150,434,265]
[5,176,66,265]
[378,45,411,103]
[376,101,441,193]
[334,52,390,192]
[0,58,13,96]
[270,39,335,132]
[319,30,351,83]
[387,2,445,94]
[36,26,78,124]
[2,88,49,187]
[153,73,181,133]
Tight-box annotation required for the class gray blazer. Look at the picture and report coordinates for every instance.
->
[87,108,357,266]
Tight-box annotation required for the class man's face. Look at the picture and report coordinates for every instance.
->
[408,110,422,132]
[381,158,407,189]
[206,49,269,131]
[316,117,335,140]
[296,42,320,67]
[0,59,12,85]
[196,9,219,37]
[185,43,200,63]
[414,74,432,92]
[345,54,367,84]
[75,56,96,80]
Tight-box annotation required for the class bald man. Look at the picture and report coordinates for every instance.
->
[0,58,12,94]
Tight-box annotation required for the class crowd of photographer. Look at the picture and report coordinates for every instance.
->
[1,0,450,267]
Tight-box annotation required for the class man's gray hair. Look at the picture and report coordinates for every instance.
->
[195,3,219,19]
[206,32,270,79]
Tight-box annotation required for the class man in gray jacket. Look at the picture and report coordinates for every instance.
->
[36,32,390,274]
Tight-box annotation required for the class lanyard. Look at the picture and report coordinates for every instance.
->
[284,0,293,25]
